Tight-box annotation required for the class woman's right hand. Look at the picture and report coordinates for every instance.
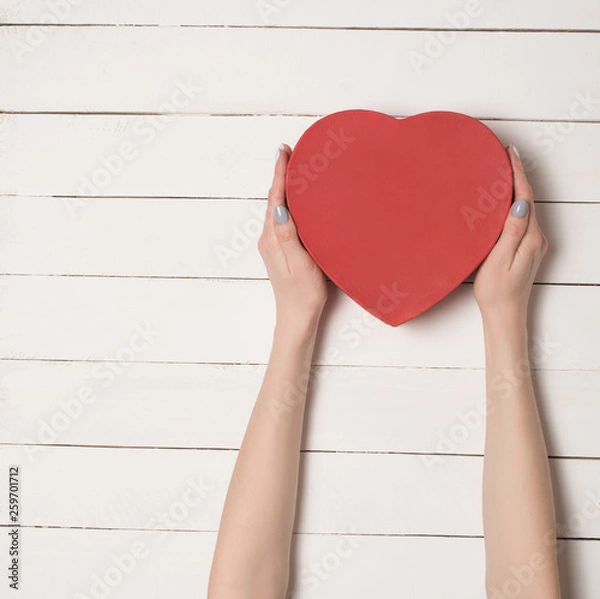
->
[473,146,548,324]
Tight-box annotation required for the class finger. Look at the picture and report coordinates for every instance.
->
[508,143,543,228]
[509,144,533,204]
[508,144,549,250]
[487,146,532,265]
[491,197,531,267]
[263,143,291,235]
[272,202,313,273]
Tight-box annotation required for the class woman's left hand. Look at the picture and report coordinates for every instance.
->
[258,144,329,332]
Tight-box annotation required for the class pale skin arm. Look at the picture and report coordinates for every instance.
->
[207,144,328,599]
[208,141,560,598]
[474,147,561,598]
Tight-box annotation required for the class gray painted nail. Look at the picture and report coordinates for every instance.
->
[511,199,529,218]
[512,144,521,160]
[274,205,289,223]
[275,143,284,162]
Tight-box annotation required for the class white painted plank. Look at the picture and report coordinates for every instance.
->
[1,0,599,29]
[4,526,598,599]
[2,527,598,599]
[0,197,268,279]
[1,446,599,540]
[0,197,597,284]
[0,115,598,201]
[2,28,600,120]
[3,527,470,598]
[0,277,596,369]
[1,361,599,458]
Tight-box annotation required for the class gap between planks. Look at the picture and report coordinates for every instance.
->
[0,524,598,542]
[1,442,600,461]
[1,196,598,205]
[0,357,597,372]
[0,274,598,287]
[3,111,600,124]
[1,24,600,33]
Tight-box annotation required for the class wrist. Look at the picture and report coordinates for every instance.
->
[274,314,321,348]
[480,304,528,332]
[481,308,530,367]
[275,306,323,338]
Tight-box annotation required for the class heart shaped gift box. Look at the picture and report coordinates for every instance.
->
[285,110,513,326]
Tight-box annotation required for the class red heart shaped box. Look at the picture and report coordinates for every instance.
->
[285,109,513,326]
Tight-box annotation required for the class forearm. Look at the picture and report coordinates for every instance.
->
[482,311,560,598]
[208,319,319,598]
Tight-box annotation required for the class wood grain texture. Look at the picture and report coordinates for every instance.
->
[1,361,599,457]
[0,276,597,368]
[1,446,600,540]
[0,197,598,283]
[2,28,600,119]
[2,528,600,599]
[0,115,598,200]
[0,527,598,598]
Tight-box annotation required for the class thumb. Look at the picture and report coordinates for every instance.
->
[273,205,311,269]
[490,198,531,265]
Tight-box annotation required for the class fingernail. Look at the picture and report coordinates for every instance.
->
[274,205,289,223]
[511,144,521,160]
[511,198,529,218]
[275,143,285,162]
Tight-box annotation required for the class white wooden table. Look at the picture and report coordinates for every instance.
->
[1,1,599,597]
